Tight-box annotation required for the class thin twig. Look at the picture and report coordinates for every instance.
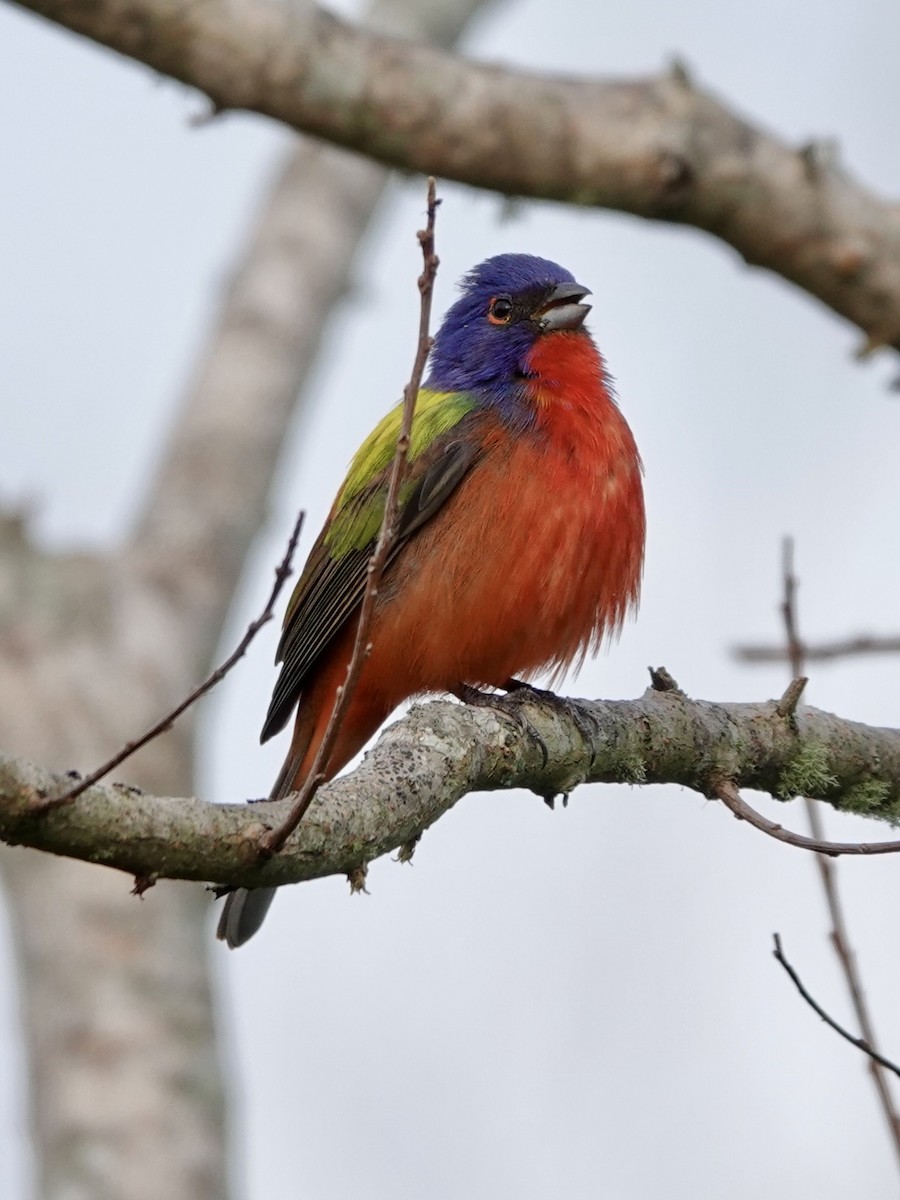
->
[775,675,807,719]
[734,633,900,665]
[780,538,804,678]
[779,539,900,1165]
[258,178,441,858]
[735,548,900,665]
[35,512,305,812]
[713,778,900,856]
[773,935,900,1080]
[648,666,684,694]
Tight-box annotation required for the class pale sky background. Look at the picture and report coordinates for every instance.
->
[3,0,900,1197]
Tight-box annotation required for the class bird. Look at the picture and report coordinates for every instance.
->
[217,253,645,947]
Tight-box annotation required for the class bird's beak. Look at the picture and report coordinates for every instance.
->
[534,282,592,332]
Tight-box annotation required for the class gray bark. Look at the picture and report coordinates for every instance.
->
[2,688,899,893]
[9,0,900,351]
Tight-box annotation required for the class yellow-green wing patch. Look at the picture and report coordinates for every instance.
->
[260,396,481,742]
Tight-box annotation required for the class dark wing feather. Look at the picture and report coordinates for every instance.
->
[260,435,482,743]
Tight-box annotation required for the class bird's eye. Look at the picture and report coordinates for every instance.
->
[487,295,514,325]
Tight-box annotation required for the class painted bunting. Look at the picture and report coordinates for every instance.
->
[217,253,645,947]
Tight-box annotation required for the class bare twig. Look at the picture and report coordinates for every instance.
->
[775,676,808,719]
[35,512,305,812]
[804,794,900,1157]
[648,666,684,694]
[779,539,900,1165]
[258,178,441,858]
[773,934,900,1081]
[735,545,899,665]
[713,778,900,856]
[735,633,900,665]
[780,538,804,678]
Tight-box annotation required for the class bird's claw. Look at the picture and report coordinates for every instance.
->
[454,683,550,768]
[502,679,600,768]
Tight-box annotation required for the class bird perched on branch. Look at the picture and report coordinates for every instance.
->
[217,253,645,947]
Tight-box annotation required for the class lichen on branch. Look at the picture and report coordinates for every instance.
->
[2,687,899,890]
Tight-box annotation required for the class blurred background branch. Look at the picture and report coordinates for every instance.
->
[11,0,900,352]
[774,539,900,1166]
[735,633,900,665]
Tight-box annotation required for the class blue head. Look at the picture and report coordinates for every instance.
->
[426,254,592,406]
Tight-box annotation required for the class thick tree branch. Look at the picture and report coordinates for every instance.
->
[3,689,900,888]
[11,0,900,351]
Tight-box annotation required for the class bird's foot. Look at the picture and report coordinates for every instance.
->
[453,683,550,769]
[502,679,601,770]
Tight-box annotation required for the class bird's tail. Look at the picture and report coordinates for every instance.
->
[216,656,391,947]
[215,883,279,949]
[216,710,318,949]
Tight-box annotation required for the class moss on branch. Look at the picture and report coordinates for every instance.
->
[2,687,899,889]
